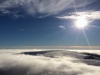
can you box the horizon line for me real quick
[0,46,100,50]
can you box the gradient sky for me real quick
[0,0,100,47]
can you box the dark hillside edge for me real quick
[83,53,100,60]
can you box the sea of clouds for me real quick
[0,49,100,75]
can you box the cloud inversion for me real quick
[0,50,100,75]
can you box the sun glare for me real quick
[75,18,88,29]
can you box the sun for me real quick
[75,18,88,29]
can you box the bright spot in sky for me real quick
[75,18,88,29]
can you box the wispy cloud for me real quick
[19,29,25,31]
[0,0,97,17]
[59,26,66,29]
[57,11,100,21]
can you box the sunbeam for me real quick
[74,30,80,46]
[82,29,92,50]
[72,0,78,14]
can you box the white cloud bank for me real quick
[0,0,97,16]
[0,50,100,75]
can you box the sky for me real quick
[0,0,100,47]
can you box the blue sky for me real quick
[0,0,100,47]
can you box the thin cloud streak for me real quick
[57,11,100,21]
[0,0,97,16]
[59,26,66,29]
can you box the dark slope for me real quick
[20,50,100,66]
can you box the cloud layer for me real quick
[0,50,100,75]
[57,11,100,24]
[0,0,97,16]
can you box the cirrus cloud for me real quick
[59,26,66,29]
[56,11,100,21]
[0,0,97,17]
